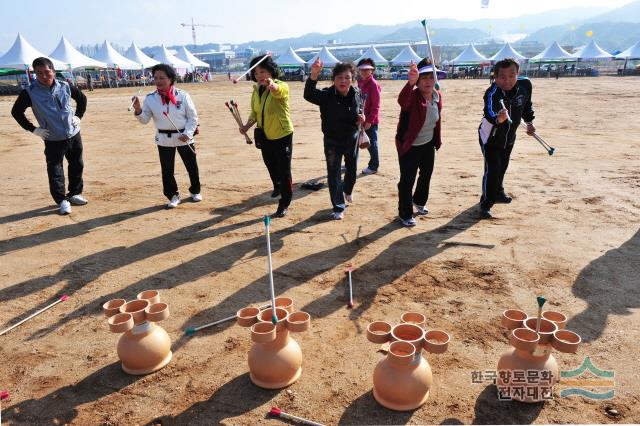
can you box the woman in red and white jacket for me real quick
[356,58,381,174]
[395,59,445,227]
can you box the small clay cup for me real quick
[286,311,310,332]
[108,312,134,333]
[119,299,150,325]
[510,327,540,352]
[251,322,276,343]
[274,297,294,313]
[145,303,169,322]
[400,312,426,328]
[137,290,160,305]
[237,307,260,327]
[501,309,528,330]
[552,330,581,353]
[258,307,289,332]
[523,317,558,344]
[542,311,567,330]
[423,330,450,354]
[391,323,425,353]
[103,299,126,318]
[387,341,416,366]
[366,321,392,344]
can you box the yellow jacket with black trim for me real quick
[249,80,294,140]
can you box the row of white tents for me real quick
[0,33,210,72]
[275,40,640,67]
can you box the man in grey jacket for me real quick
[11,57,88,215]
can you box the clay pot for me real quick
[423,330,450,354]
[400,312,426,328]
[117,321,172,375]
[501,309,528,330]
[552,330,581,353]
[248,320,302,389]
[120,299,150,325]
[372,340,433,411]
[103,299,126,318]
[523,317,558,344]
[274,297,294,313]
[258,307,289,332]
[145,303,169,322]
[367,321,392,344]
[509,328,540,352]
[251,322,276,343]
[108,313,134,333]
[286,312,310,332]
[497,347,559,403]
[137,290,160,305]
[391,323,425,354]
[237,307,260,327]
[542,311,567,330]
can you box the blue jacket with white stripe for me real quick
[478,77,534,149]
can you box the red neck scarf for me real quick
[158,85,177,105]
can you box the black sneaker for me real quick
[496,193,512,204]
[270,188,281,198]
[272,208,288,218]
[479,204,493,219]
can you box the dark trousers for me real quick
[261,133,293,209]
[365,124,379,171]
[43,132,84,204]
[324,135,358,213]
[480,139,514,209]
[398,142,435,220]
[157,144,200,199]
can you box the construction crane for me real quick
[180,17,222,47]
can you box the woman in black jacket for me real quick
[304,58,365,220]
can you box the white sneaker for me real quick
[59,200,72,215]
[400,217,416,227]
[191,193,202,202]
[332,211,344,220]
[167,195,181,209]
[344,193,353,203]
[362,167,378,175]
[414,204,428,215]
[69,194,88,205]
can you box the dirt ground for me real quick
[0,76,639,425]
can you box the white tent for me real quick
[390,46,422,66]
[306,46,340,67]
[489,42,528,62]
[152,45,191,69]
[450,44,488,64]
[175,46,210,69]
[124,42,159,69]
[49,36,107,69]
[0,33,67,70]
[275,46,306,66]
[355,45,389,66]
[573,39,613,60]
[616,40,640,59]
[530,41,575,62]
[92,40,142,69]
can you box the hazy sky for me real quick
[1,0,635,52]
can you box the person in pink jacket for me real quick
[357,58,381,174]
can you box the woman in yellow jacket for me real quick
[239,55,294,218]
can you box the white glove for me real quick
[72,116,81,127]
[33,127,50,140]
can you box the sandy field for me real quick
[0,76,639,425]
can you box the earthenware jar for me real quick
[103,291,172,375]
[497,308,581,402]
[366,312,450,411]
[236,301,311,389]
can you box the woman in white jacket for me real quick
[132,63,201,208]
